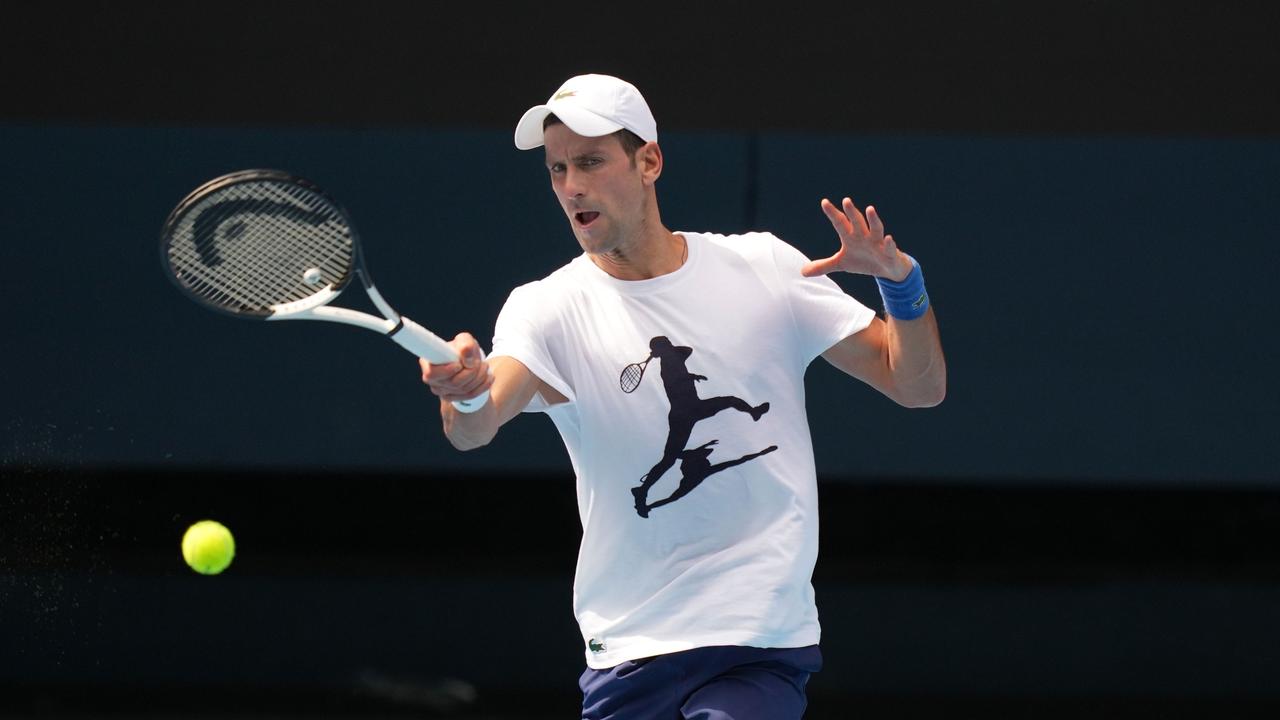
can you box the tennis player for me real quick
[421,73,945,719]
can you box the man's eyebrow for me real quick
[546,149,604,166]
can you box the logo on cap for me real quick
[553,90,577,100]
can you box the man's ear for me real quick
[639,142,663,186]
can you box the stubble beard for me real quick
[576,204,645,263]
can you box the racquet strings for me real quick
[164,179,355,317]
[620,360,647,393]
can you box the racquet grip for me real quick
[392,317,491,413]
[391,317,458,363]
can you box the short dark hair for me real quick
[542,114,647,158]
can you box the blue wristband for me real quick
[875,255,930,320]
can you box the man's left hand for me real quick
[801,197,913,281]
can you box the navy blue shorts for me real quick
[579,644,822,720]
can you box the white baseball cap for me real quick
[514,74,658,150]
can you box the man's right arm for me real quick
[419,333,562,451]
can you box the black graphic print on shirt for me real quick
[627,336,777,518]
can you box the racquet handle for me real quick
[391,317,457,363]
[392,317,491,413]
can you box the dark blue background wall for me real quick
[2,125,1277,484]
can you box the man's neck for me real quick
[589,228,686,281]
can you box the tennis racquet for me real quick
[159,168,489,413]
[619,356,652,394]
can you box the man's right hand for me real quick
[419,332,493,407]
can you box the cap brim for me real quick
[513,103,626,150]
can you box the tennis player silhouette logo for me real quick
[621,336,777,518]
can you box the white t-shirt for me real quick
[490,231,875,669]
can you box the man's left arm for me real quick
[802,197,946,408]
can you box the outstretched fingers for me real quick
[866,204,885,237]
[840,197,871,236]
[821,198,854,237]
[801,253,843,277]
[810,196,899,277]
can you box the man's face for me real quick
[543,124,647,257]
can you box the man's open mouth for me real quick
[575,211,600,226]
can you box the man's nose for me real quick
[562,167,586,197]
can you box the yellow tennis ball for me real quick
[181,520,235,575]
